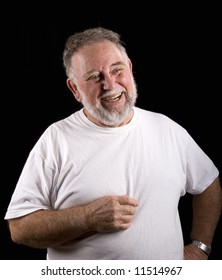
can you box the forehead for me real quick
[71,41,126,72]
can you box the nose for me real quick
[102,74,115,90]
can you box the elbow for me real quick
[7,217,47,249]
[8,219,28,245]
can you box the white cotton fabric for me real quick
[5,107,219,259]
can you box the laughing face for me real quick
[67,40,138,127]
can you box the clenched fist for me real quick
[84,195,139,233]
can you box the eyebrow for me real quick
[84,61,126,78]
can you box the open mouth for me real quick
[101,92,123,102]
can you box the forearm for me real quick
[8,194,138,249]
[8,205,90,248]
[191,177,222,247]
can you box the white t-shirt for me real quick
[5,107,219,259]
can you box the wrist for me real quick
[192,240,211,256]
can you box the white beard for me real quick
[80,78,138,127]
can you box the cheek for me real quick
[119,71,133,84]
[119,75,134,91]
[84,84,100,104]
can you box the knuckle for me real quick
[127,205,135,215]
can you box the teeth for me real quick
[102,93,122,101]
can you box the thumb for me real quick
[118,195,139,206]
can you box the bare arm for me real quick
[8,195,139,249]
[184,176,222,259]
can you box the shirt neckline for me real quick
[78,107,138,133]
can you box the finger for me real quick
[120,205,137,215]
[118,214,136,230]
[118,195,139,206]
[120,214,134,224]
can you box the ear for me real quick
[66,78,82,102]
[128,59,133,73]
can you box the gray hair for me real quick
[63,27,128,77]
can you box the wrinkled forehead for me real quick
[70,41,127,72]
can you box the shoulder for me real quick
[44,110,82,135]
[135,107,186,132]
[32,110,82,150]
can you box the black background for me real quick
[1,6,221,259]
